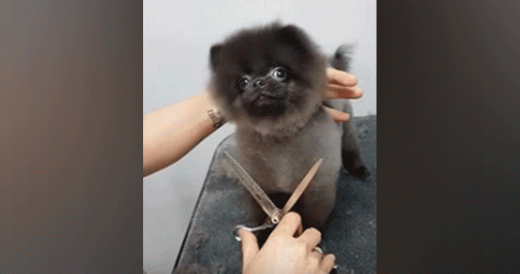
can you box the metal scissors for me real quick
[222,151,323,241]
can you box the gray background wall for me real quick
[143,1,376,273]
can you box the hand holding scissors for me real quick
[223,152,337,273]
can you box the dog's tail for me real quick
[330,44,354,72]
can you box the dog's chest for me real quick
[235,115,342,193]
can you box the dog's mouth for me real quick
[245,92,287,117]
[255,91,286,101]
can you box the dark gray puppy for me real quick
[209,23,367,228]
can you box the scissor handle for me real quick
[233,222,276,242]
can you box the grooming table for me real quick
[173,116,376,274]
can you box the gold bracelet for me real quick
[207,108,226,129]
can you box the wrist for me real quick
[201,90,226,129]
[207,108,225,129]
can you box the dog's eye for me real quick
[271,67,288,81]
[237,76,250,91]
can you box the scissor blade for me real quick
[222,151,282,222]
[281,158,323,215]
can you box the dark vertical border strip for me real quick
[1,1,143,273]
[379,0,520,273]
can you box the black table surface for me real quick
[173,115,377,274]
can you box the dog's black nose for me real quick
[253,79,267,89]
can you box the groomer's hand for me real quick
[239,212,336,274]
[325,67,363,122]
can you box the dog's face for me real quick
[230,65,292,118]
[209,24,327,133]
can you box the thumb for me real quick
[238,229,259,272]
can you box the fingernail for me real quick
[233,226,244,242]
[235,231,243,242]
[330,253,336,261]
[338,113,350,122]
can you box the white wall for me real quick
[143,1,376,273]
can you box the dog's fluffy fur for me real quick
[209,23,367,228]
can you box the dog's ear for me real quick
[275,25,311,56]
[210,44,223,70]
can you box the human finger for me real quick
[270,212,303,237]
[313,246,324,255]
[325,84,363,99]
[298,227,322,249]
[326,67,358,86]
[325,107,350,122]
[238,228,259,272]
[308,248,325,270]
[319,253,336,274]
